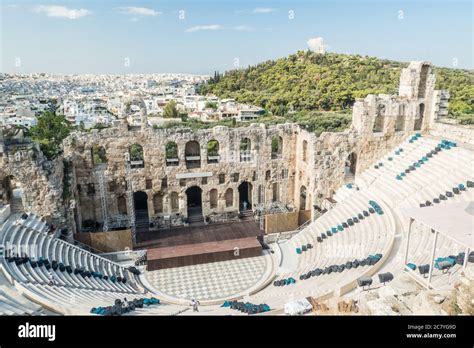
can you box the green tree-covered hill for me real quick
[198,51,473,125]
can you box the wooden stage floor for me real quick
[135,221,264,270]
[135,220,263,249]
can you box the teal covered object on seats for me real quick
[337,225,343,231]
[406,263,417,271]
[222,301,231,307]
[434,257,456,269]
[296,248,302,254]
[331,227,337,233]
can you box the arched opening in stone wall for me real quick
[240,138,251,162]
[129,144,144,169]
[265,170,271,181]
[170,192,179,212]
[185,141,201,169]
[302,140,308,162]
[238,181,252,211]
[117,195,127,215]
[300,185,307,210]
[271,136,283,159]
[414,103,424,131]
[0,175,24,213]
[418,64,430,98]
[91,145,107,165]
[399,104,406,116]
[153,192,164,214]
[209,188,218,209]
[395,115,405,132]
[373,115,384,133]
[225,188,233,207]
[272,182,279,202]
[345,152,357,177]
[207,139,219,164]
[165,142,179,166]
[186,186,203,220]
[257,185,265,205]
[133,191,149,228]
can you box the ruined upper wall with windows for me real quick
[63,122,304,231]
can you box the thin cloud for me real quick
[253,7,276,14]
[185,25,222,33]
[117,7,161,17]
[233,25,254,32]
[35,5,91,19]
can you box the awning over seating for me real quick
[403,201,474,249]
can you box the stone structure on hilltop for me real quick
[0,61,460,239]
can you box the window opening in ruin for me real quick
[272,182,279,202]
[207,139,219,164]
[209,188,218,209]
[117,195,127,215]
[87,183,95,195]
[300,185,307,210]
[92,145,107,165]
[165,142,179,166]
[240,138,252,162]
[265,170,271,181]
[373,114,384,133]
[225,188,233,207]
[129,144,144,169]
[345,152,357,177]
[257,185,265,204]
[414,103,424,131]
[153,192,163,214]
[170,192,179,212]
[185,141,201,169]
[146,179,153,189]
[302,140,308,162]
[271,136,283,159]
[219,173,225,184]
[0,176,24,211]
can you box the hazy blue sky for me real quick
[1,0,472,74]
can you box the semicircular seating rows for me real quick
[0,213,158,315]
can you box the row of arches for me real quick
[373,103,424,133]
[91,136,286,167]
[115,181,286,224]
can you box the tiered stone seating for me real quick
[0,214,153,315]
[251,135,473,311]
[0,271,44,316]
[248,191,395,309]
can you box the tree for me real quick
[129,144,144,162]
[163,100,179,118]
[205,101,218,110]
[207,140,219,156]
[30,111,71,160]
[165,142,178,159]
